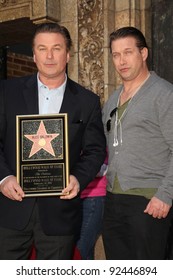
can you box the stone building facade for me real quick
[0,0,152,105]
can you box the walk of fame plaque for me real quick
[16,114,69,197]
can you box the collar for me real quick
[37,73,67,91]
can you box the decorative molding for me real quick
[0,0,10,7]
[78,0,104,103]
[0,0,60,23]
[31,0,60,23]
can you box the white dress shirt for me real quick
[38,73,67,114]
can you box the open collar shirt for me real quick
[37,73,67,114]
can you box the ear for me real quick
[67,52,70,63]
[33,53,36,63]
[141,47,148,62]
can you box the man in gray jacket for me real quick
[102,26,173,259]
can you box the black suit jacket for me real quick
[0,74,106,235]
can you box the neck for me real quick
[38,73,66,89]
[120,70,150,105]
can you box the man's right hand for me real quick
[0,176,24,201]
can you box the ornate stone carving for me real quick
[0,0,17,6]
[0,0,10,7]
[78,0,104,104]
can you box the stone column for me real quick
[77,0,103,105]
[76,0,117,105]
[60,0,79,84]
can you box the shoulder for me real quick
[1,74,37,88]
[150,72,173,93]
[67,77,99,101]
[143,72,173,112]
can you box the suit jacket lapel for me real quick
[23,75,39,114]
[59,78,78,121]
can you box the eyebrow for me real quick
[36,43,62,48]
[112,47,133,54]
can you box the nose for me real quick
[119,54,126,65]
[46,49,53,59]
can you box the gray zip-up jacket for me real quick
[103,72,173,206]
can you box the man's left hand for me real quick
[60,175,80,200]
[144,196,171,219]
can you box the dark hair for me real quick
[109,26,148,53]
[32,22,72,51]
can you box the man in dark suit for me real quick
[0,23,106,259]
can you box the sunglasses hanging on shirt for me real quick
[106,107,117,132]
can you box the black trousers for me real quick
[102,192,173,260]
[0,203,75,260]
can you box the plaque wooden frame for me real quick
[16,114,69,197]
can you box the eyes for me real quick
[112,50,133,59]
[37,46,61,52]
[35,44,63,53]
